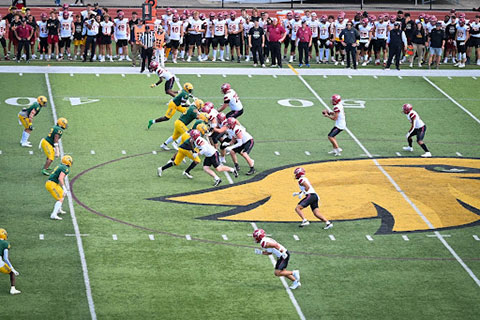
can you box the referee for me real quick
[140,24,155,73]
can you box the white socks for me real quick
[164,136,174,145]
[212,49,217,59]
[175,136,182,144]
[21,131,30,143]
[220,50,224,59]
[51,201,62,218]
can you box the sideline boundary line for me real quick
[289,64,480,288]
[423,76,480,125]
[45,74,97,319]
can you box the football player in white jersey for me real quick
[308,12,321,63]
[211,12,228,61]
[149,61,178,97]
[357,18,373,66]
[100,14,114,62]
[454,18,469,68]
[59,11,74,60]
[186,11,206,62]
[218,83,244,118]
[227,10,244,63]
[333,13,348,65]
[373,15,389,64]
[114,11,130,61]
[225,117,255,175]
[282,12,293,59]
[289,13,302,63]
[293,167,333,229]
[0,14,7,60]
[470,15,480,66]
[190,130,238,187]
[167,14,183,63]
[323,94,345,156]
[402,104,431,157]
[253,229,301,290]
[318,15,331,63]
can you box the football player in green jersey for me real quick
[0,228,21,295]
[45,155,72,220]
[147,83,193,129]
[40,117,68,175]
[18,96,47,147]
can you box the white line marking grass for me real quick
[112,234,118,240]
[293,235,300,241]
[329,235,336,241]
[423,76,480,125]
[0,150,2,155]
[65,234,89,237]
[121,150,126,155]
[402,235,409,241]
[70,73,74,77]
[248,74,252,78]
[152,150,157,154]
[366,235,374,241]
[29,150,33,155]
[448,76,452,80]
[396,152,401,156]
[456,152,463,157]
[121,74,125,77]
[19,73,22,76]
[473,77,478,80]
[39,234,44,240]
[222,74,227,78]
[273,75,277,78]
[305,151,310,156]
[348,75,352,79]
[295,71,480,288]
[45,74,97,320]
[274,151,280,156]
[197,74,201,77]
[473,235,480,241]
[427,234,451,237]
[90,150,95,155]
[250,223,305,320]
[185,234,192,240]
[398,76,403,79]
[149,235,155,241]
[222,234,228,240]
[323,75,327,78]
[373,75,378,79]
[224,171,234,184]
[147,73,151,77]
[95,73,99,77]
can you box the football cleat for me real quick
[213,178,222,187]
[328,150,336,154]
[324,222,333,230]
[289,281,301,290]
[183,171,193,179]
[171,141,179,150]
[41,169,50,176]
[403,146,413,152]
[160,144,170,151]
[10,288,21,295]
[233,169,238,178]
[21,142,32,148]
[246,168,256,176]
[59,208,67,214]
[421,152,432,158]
[147,119,155,129]
[157,167,163,177]
[50,215,63,220]
[299,220,310,228]
[293,270,300,281]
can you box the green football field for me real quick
[0,67,479,319]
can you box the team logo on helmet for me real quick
[62,155,73,167]
[37,96,48,106]
[57,117,68,129]
[183,82,194,93]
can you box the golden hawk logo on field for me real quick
[148,158,480,234]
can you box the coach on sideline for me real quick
[266,17,286,68]
[385,21,407,70]
[139,23,155,73]
[339,21,360,69]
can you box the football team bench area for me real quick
[0,66,479,319]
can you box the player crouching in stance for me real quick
[40,117,68,175]
[225,117,255,175]
[252,229,301,290]
[45,155,73,220]
[0,229,21,295]
[402,104,431,158]
[149,61,178,98]
[192,129,238,186]
[18,96,48,147]
[147,82,193,130]
[323,94,346,156]
[293,167,333,229]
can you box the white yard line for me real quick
[112,234,118,240]
[293,69,480,288]
[152,150,157,154]
[395,152,401,156]
[90,150,95,155]
[250,223,305,320]
[329,235,336,241]
[45,74,97,320]
[223,171,234,184]
[149,234,155,240]
[402,235,409,241]
[121,150,126,155]
[304,151,310,156]
[366,235,374,241]
[293,234,300,241]
[222,234,229,240]
[456,152,463,157]
[423,76,480,125]
[185,234,192,240]
[39,234,44,240]
[473,235,480,241]
[274,151,280,156]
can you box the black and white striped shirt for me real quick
[140,31,155,48]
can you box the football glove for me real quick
[192,153,198,158]
[12,269,19,276]
[254,249,263,255]
[281,252,288,259]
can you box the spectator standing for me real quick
[470,15,480,66]
[410,22,426,68]
[129,11,140,67]
[59,11,74,60]
[339,21,359,69]
[114,11,130,61]
[14,18,33,62]
[72,14,84,60]
[385,21,407,70]
[248,18,265,67]
[296,20,312,67]
[454,18,469,68]
[139,24,155,73]
[266,17,286,68]
[36,12,48,60]
[5,7,16,56]
[403,13,415,45]
[46,11,60,61]
[9,13,22,59]
[0,14,8,60]
[26,14,37,60]
[100,14,113,62]
[427,22,445,69]
[444,16,457,64]
[83,14,99,62]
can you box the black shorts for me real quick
[290,39,296,51]
[205,37,213,48]
[204,151,221,168]
[226,109,243,118]
[116,39,128,47]
[298,193,319,210]
[0,37,6,48]
[318,38,329,48]
[219,136,231,150]
[164,77,175,92]
[210,131,222,145]
[374,39,387,52]
[275,251,290,270]
[212,35,227,47]
[284,35,291,48]
[328,127,343,138]
[409,125,427,142]
[189,34,202,46]
[59,37,71,48]
[335,40,344,52]
[96,34,103,45]
[358,41,369,51]
[470,37,480,49]
[168,39,180,49]
[103,35,112,44]
[456,40,467,53]
[368,39,375,51]
[233,139,254,154]
[228,34,241,47]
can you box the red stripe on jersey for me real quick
[224,98,230,103]
[333,107,340,112]
[261,241,266,248]
[234,129,241,135]
[409,114,416,120]
[298,178,304,185]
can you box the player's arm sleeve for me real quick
[3,249,13,268]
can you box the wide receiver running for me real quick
[149,61,178,98]
[323,94,346,156]
[402,103,431,157]
[293,167,333,229]
[0,228,21,295]
[253,229,301,290]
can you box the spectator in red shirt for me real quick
[266,17,286,68]
[295,20,312,67]
[14,18,33,62]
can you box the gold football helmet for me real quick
[57,117,68,129]
[61,155,73,167]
